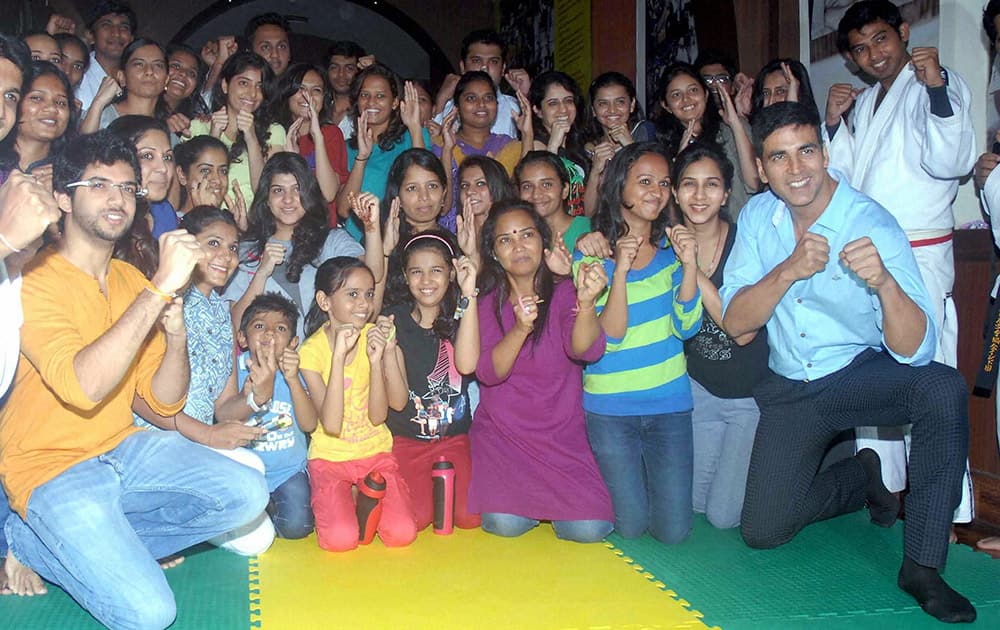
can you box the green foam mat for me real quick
[0,545,249,629]
[606,511,1000,629]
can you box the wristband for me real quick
[145,285,177,303]
[454,288,480,320]
[246,389,271,413]
[0,232,22,254]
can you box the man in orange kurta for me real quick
[0,131,267,630]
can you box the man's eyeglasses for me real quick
[66,177,147,199]
[702,74,732,85]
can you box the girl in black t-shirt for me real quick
[383,230,483,530]
[675,143,769,530]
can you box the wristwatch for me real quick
[246,390,271,413]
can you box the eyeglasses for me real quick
[702,74,732,85]
[66,177,146,199]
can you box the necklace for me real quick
[697,222,727,276]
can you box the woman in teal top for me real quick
[334,63,429,241]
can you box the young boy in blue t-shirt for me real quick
[232,293,316,539]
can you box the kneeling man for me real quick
[721,101,973,623]
[0,131,268,630]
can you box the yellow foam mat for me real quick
[256,526,711,629]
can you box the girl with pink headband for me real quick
[381,229,482,531]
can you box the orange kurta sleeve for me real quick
[0,253,182,516]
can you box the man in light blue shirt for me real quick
[720,102,974,623]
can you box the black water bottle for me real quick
[356,471,386,544]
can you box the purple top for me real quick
[469,280,613,521]
[432,133,515,233]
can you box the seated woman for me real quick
[225,152,382,340]
[655,62,759,218]
[188,51,285,206]
[270,63,349,218]
[80,38,168,133]
[335,63,429,240]
[0,61,76,182]
[750,58,819,121]
[469,201,613,543]
[673,142,770,529]
[528,71,595,216]
[433,70,524,231]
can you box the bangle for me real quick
[0,232,21,254]
[354,155,369,162]
[145,285,177,303]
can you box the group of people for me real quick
[0,0,989,626]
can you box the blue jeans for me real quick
[585,410,693,543]
[0,484,9,557]
[269,470,314,539]
[480,512,613,543]
[4,431,268,630]
[691,379,760,529]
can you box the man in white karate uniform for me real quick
[824,0,977,522]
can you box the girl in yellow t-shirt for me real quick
[298,256,415,551]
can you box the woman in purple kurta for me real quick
[468,201,613,543]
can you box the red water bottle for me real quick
[431,458,455,535]
[356,471,386,544]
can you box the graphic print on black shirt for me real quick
[409,338,467,438]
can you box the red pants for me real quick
[391,434,481,531]
[307,452,417,552]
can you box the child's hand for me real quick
[454,255,478,298]
[668,225,698,267]
[366,325,388,362]
[279,338,300,381]
[374,314,397,352]
[575,261,608,307]
[332,324,360,359]
[544,232,572,276]
[248,339,278,403]
[614,234,642,275]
